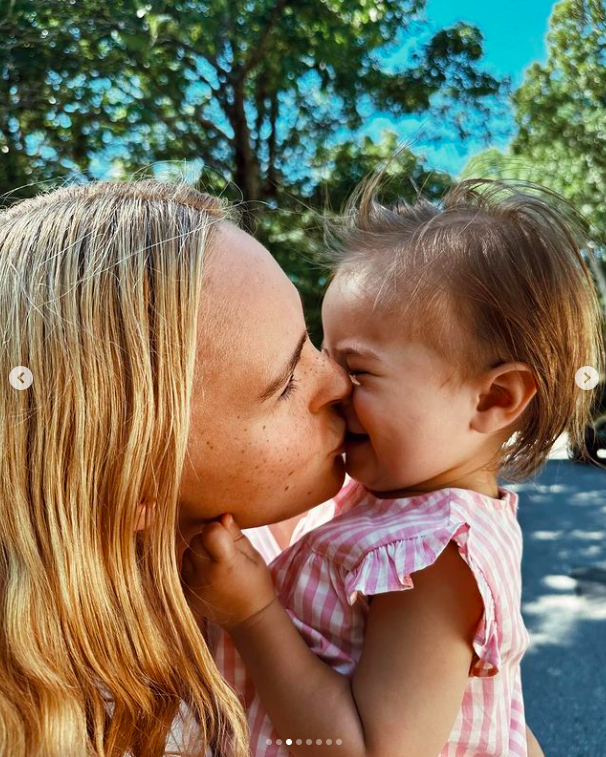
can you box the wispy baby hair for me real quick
[0,179,248,757]
[327,175,605,481]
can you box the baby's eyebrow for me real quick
[259,330,308,402]
[339,345,382,361]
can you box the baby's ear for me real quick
[470,362,537,436]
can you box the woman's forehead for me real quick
[197,224,304,386]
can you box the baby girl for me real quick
[182,179,603,756]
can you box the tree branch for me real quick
[239,0,289,79]
[265,89,279,195]
[157,37,227,79]
[153,37,232,112]
[110,79,232,148]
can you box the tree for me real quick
[0,0,143,199]
[463,0,606,244]
[259,131,452,341]
[1,0,502,210]
[514,0,606,232]
[461,0,606,309]
[1,0,499,338]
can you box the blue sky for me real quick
[362,0,557,176]
[84,0,558,183]
[428,0,555,87]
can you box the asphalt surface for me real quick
[512,459,606,757]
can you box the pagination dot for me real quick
[266,736,342,746]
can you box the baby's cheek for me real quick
[359,392,400,437]
[352,389,377,428]
[376,406,424,465]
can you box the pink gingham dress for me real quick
[208,481,530,757]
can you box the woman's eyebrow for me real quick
[259,329,308,402]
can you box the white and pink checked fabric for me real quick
[207,481,530,757]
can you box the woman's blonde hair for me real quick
[328,176,606,481]
[0,180,248,756]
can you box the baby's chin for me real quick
[344,457,394,493]
[345,456,424,497]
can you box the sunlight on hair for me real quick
[0,179,249,757]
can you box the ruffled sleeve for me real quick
[340,520,501,677]
[332,476,365,516]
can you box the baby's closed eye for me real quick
[348,371,366,386]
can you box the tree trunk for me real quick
[231,79,262,231]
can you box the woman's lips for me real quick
[346,431,369,442]
[345,431,370,451]
[330,421,347,454]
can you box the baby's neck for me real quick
[370,469,501,500]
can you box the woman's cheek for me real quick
[251,415,306,479]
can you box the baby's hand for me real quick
[180,513,277,632]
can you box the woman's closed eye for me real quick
[279,371,299,400]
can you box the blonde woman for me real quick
[0,180,351,757]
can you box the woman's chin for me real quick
[302,454,346,507]
[326,453,346,493]
[344,438,369,472]
[250,459,346,527]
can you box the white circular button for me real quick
[575,366,599,390]
[9,366,33,390]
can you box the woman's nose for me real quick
[312,350,352,411]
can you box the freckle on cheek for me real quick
[284,485,289,491]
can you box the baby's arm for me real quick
[182,516,483,757]
[526,726,546,757]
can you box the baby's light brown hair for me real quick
[327,176,605,481]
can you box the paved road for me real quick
[513,459,606,756]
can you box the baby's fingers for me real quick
[220,513,247,542]
[220,514,263,563]
[197,521,237,562]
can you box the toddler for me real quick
[182,179,603,757]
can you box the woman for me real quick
[0,180,350,757]
[0,179,543,757]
